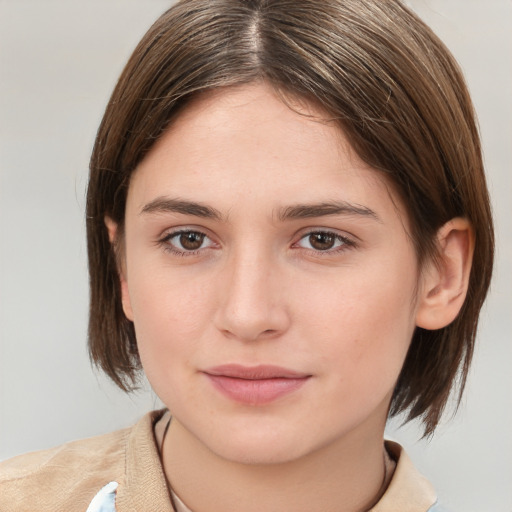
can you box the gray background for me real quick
[0,1,510,510]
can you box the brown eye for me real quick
[161,229,214,256]
[296,231,352,253]
[308,232,336,251]
[179,231,205,250]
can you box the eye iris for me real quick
[309,232,335,250]
[180,232,204,250]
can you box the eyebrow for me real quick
[140,197,223,220]
[140,197,379,223]
[277,201,380,222]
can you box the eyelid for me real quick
[158,224,216,241]
[294,226,357,241]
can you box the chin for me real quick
[198,423,318,466]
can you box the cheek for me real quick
[296,261,418,391]
[125,263,216,380]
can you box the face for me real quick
[118,83,425,465]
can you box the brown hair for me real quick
[86,0,494,435]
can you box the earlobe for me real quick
[415,218,474,330]
[104,215,118,244]
[104,216,134,322]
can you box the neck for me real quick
[161,417,391,512]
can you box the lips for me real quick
[203,364,311,405]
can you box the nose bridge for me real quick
[215,241,289,341]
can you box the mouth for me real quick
[202,364,312,405]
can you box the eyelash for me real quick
[158,229,356,257]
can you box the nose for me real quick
[214,247,291,342]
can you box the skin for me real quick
[107,83,473,512]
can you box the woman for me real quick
[0,1,494,510]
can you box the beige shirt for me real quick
[0,410,438,512]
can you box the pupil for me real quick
[180,232,204,250]
[310,233,334,250]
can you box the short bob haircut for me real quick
[86,0,493,436]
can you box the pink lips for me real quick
[203,364,311,405]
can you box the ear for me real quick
[104,216,134,321]
[415,218,474,330]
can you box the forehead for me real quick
[128,82,408,228]
[157,84,350,164]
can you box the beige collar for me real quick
[115,410,175,512]
[369,441,436,512]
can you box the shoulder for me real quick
[0,422,131,511]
